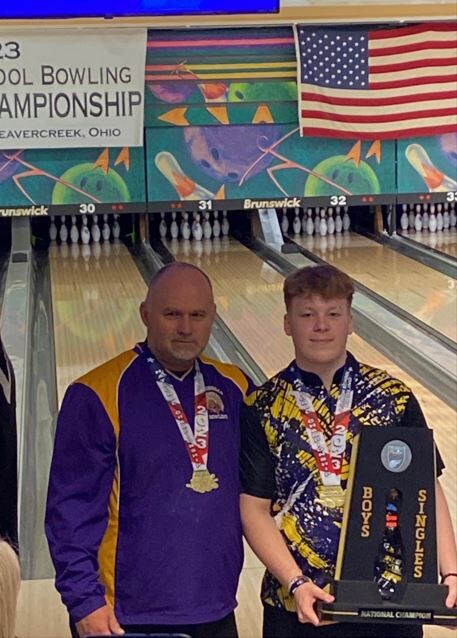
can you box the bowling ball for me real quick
[305,156,381,196]
[439,133,457,168]
[228,81,297,103]
[147,82,195,104]
[52,164,130,204]
[184,125,284,183]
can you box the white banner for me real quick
[0,29,147,149]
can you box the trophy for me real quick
[320,426,457,627]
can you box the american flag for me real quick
[295,23,457,140]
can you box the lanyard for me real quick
[142,345,219,493]
[292,367,353,487]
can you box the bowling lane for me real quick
[167,236,456,519]
[49,241,147,403]
[17,242,149,638]
[401,228,457,260]
[291,231,456,343]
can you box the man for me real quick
[240,264,457,638]
[46,262,253,638]
[0,337,17,549]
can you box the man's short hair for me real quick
[284,265,354,309]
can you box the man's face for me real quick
[140,269,216,371]
[284,294,353,371]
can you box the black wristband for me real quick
[441,572,457,584]
[288,574,312,596]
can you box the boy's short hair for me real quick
[284,265,354,310]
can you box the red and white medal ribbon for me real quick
[146,353,210,472]
[293,368,353,487]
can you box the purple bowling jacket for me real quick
[45,344,253,625]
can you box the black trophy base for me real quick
[320,580,457,626]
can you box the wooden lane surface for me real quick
[49,241,147,404]
[401,229,457,260]
[169,237,456,638]
[291,232,457,343]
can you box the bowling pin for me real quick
[159,212,167,238]
[221,211,230,236]
[450,203,456,228]
[414,209,423,232]
[170,212,179,239]
[327,208,335,235]
[443,203,450,230]
[102,214,111,242]
[182,212,191,240]
[192,213,203,241]
[91,215,101,243]
[319,209,328,236]
[305,208,314,236]
[409,205,415,230]
[49,216,58,241]
[203,211,212,239]
[59,216,68,243]
[400,204,409,231]
[314,207,320,234]
[112,214,121,239]
[281,209,289,234]
[422,204,429,231]
[293,208,301,234]
[428,204,437,232]
[213,211,221,238]
[436,204,444,231]
[342,206,350,232]
[335,207,343,233]
[81,215,91,245]
[70,216,79,244]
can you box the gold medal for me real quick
[187,469,219,493]
[316,485,346,509]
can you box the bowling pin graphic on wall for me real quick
[405,143,457,193]
[155,152,215,201]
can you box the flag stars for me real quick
[300,29,368,89]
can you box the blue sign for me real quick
[0,0,279,18]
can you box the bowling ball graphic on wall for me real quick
[52,163,131,204]
[305,155,381,196]
[228,81,297,103]
[183,125,284,183]
[148,81,195,104]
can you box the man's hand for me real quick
[444,574,457,609]
[76,605,125,637]
[293,581,335,625]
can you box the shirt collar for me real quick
[289,352,357,389]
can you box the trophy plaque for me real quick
[320,426,456,626]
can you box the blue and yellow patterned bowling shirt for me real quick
[240,352,441,611]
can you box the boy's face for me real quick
[284,294,353,372]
